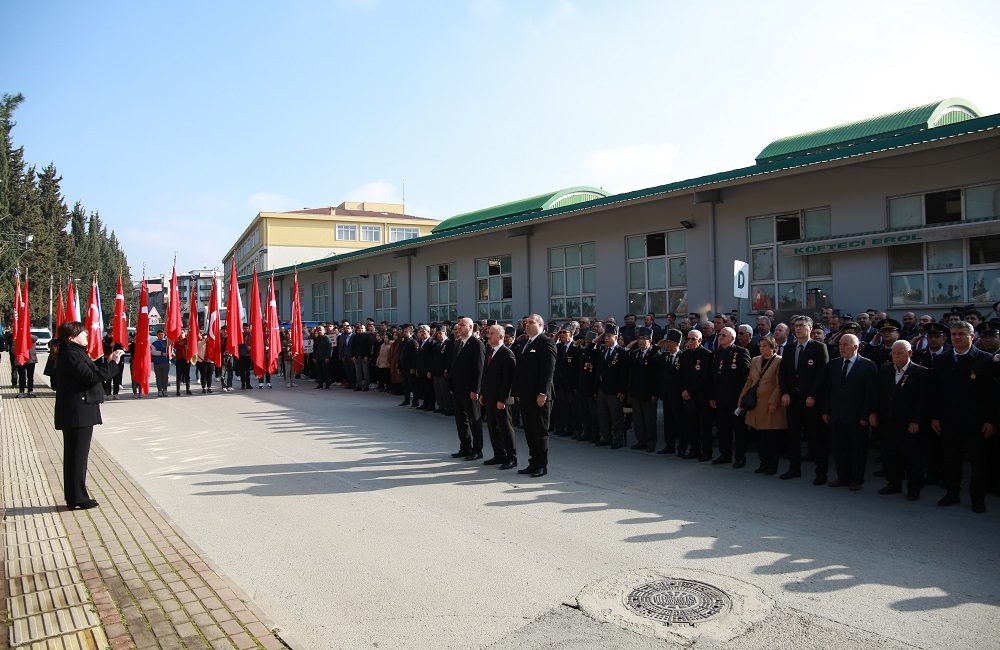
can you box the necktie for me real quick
[457,340,465,356]
[796,343,804,369]
[841,358,850,383]
[606,348,612,361]
[486,347,493,365]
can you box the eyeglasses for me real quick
[686,337,699,341]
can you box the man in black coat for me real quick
[595,324,629,449]
[575,332,601,443]
[655,329,684,454]
[449,317,485,460]
[397,325,419,406]
[350,323,376,391]
[778,315,829,481]
[512,314,557,477]
[710,326,752,467]
[873,340,929,500]
[821,333,877,490]
[430,326,454,415]
[677,328,713,460]
[626,327,659,452]
[479,324,517,469]
[414,325,436,410]
[931,321,998,513]
[552,328,581,437]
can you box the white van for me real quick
[31,327,53,350]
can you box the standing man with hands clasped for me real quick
[480,324,517,469]
[449,317,485,460]
[512,314,557,477]
[821,333,877,491]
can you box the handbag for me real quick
[741,356,774,411]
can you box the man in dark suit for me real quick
[350,323,375,391]
[552,327,581,437]
[821,333,877,490]
[912,321,951,486]
[626,327,660,452]
[711,326,752,467]
[479,324,517,469]
[778,315,829,482]
[873,340,929,500]
[678,328,714,460]
[912,322,951,369]
[655,329,684,454]
[512,314,557,477]
[575,331,601,443]
[595,324,629,449]
[415,325,436,410]
[431,326,454,415]
[397,325,419,405]
[931,321,998,513]
[448,317,485,460]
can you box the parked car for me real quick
[31,327,53,350]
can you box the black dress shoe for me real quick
[399,401,410,406]
[972,500,986,514]
[937,493,960,506]
[828,479,848,488]
[656,447,675,455]
[610,442,623,449]
[780,470,801,480]
[754,464,767,474]
[499,460,517,470]
[733,458,746,469]
[451,450,471,458]
[530,467,548,478]
[595,440,610,447]
[483,457,502,466]
[905,491,920,502]
[463,452,484,461]
[878,485,902,495]
[698,455,713,462]
[711,455,730,465]
[70,499,99,510]
[630,443,646,450]
[517,466,537,475]
[813,475,827,486]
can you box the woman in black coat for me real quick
[54,321,125,509]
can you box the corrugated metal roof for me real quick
[432,186,609,233]
[755,97,981,163]
[251,110,1000,282]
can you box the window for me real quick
[311,282,329,321]
[626,231,687,316]
[389,227,420,243]
[360,225,381,242]
[549,243,597,320]
[748,208,833,311]
[343,277,362,323]
[336,224,357,241]
[888,182,1000,306]
[475,255,512,321]
[374,272,397,324]
[428,263,458,322]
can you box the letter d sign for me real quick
[734,260,750,299]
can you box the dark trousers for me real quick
[597,392,625,443]
[942,419,991,501]
[316,358,332,387]
[16,363,35,393]
[757,428,784,472]
[785,395,826,475]
[715,399,747,460]
[681,397,710,456]
[661,392,682,451]
[401,372,416,403]
[175,362,190,392]
[153,364,170,392]
[200,362,215,389]
[341,357,355,387]
[631,396,658,449]
[433,376,453,412]
[485,401,516,461]
[554,385,579,434]
[453,391,482,453]
[238,357,252,388]
[830,419,869,484]
[578,391,598,441]
[883,421,925,492]
[520,396,552,468]
[421,375,435,408]
[62,426,94,505]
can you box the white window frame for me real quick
[343,277,362,323]
[548,242,597,320]
[747,208,833,313]
[428,263,458,322]
[625,230,688,317]
[389,226,420,243]
[361,225,382,242]
[311,282,329,321]
[374,272,397,324]
[475,255,513,321]
[337,224,358,241]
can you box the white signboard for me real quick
[733,260,750,299]
[148,307,162,325]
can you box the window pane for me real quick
[566,297,581,318]
[926,240,963,270]
[476,259,488,277]
[582,267,596,294]
[502,276,512,299]
[488,258,502,275]
[777,254,802,280]
[489,276,501,299]
[581,242,596,264]
[966,184,1000,220]
[749,217,773,245]
[375,291,383,309]
[806,253,832,277]
[969,268,1000,303]
[478,279,489,301]
[449,283,458,303]
[502,302,513,321]
[667,230,686,254]
[428,306,438,322]
[969,236,1000,265]
[646,233,666,257]
[440,265,451,281]
[489,303,501,319]
[891,274,924,305]
[890,244,924,272]
[626,236,645,259]
[775,215,801,242]
[477,302,489,319]
[888,195,923,228]
[550,298,566,319]
[565,268,581,296]
[628,292,646,315]
[500,256,512,273]
[668,289,688,314]
[550,270,565,296]
[777,283,802,309]
[439,283,449,305]
[628,262,646,289]
[549,247,565,269]
[565,245,581,267]
[647,258,667,289]
[928,271,964,304]
[803,208,831,238]
[805,280,833,309]
[925,189,962,225]
[390,288,397,307]
[581,296,597,317]
[751,285,775,311]
[752,248,774,281]
[648,291,667,315]
[669,257,686,287]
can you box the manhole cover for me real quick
[625,578,731,626]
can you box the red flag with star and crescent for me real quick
[66,278,80,322]
[265,274,280,375]
[56,288,65,330]
[113,274,128,348]
[186,285,199,364]
[166,264,182,345]
[12,272,21,349]
[291,271,304,376]
[249,268,265,379]
[84,279,104,360]
[224,260,243,357]
[14,275,31,366]
[205,277,222,367]
[133,278,151,394]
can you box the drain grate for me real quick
[625,578,731,626]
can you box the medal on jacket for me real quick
[611,354,619,366]
[695,360,701,371]
[900,374,908,386]
[970,372,976,379]
[730,362,737,369]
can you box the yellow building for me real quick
[223,201,439,276]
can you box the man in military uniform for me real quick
[678,328,713,460]
[932,321,998,513]
[873,340,928,500]
[655,329,684,454]
[552,327,581,437]
[626,327,659,452]
[595,324,629,448]
[974,320,1000,354]
[861,318,900,368]
[575,332,601,443]
[913,322,951,369]
[710,326,752,467]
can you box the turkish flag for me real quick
[84,280,104,360]
[133,278,152,395]
[166,265,182,344]
[205,276,222,367]
[66,278,80,322]
[249,268,265,379]
[113,275,128,348]
[265,274,281,375]
[56,288,65,330]
[186,286,199,363]
[224,260,243,357]
[14,276,31,366]
[290,272,305,376]
[12,273,21,349]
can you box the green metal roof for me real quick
[432,186,609,233]
[756,97,981,163]
[251,109,1000,283]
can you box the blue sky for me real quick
[4,0,999,278]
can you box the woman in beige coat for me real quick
[738,335,785,475]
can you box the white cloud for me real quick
[246,192,301,213]
[582,143,679,194]
[345,180,402,204]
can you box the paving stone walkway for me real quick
[1,357,291,650]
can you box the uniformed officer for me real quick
[710,326,752,467]
[678,328,713,460]
[575,332,601,443]
[862,318,900,368]
[595,324,629,448]
[552,327,580,437]
[626,327,659,452]
[913,322,951,369]
[655,329,684,454]
[873,340,929,500]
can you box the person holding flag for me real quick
[201,278,222,393]
[14,273,38,397]
[223,260,244,392]
[248,267,267,388]
[286,270,305,386]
